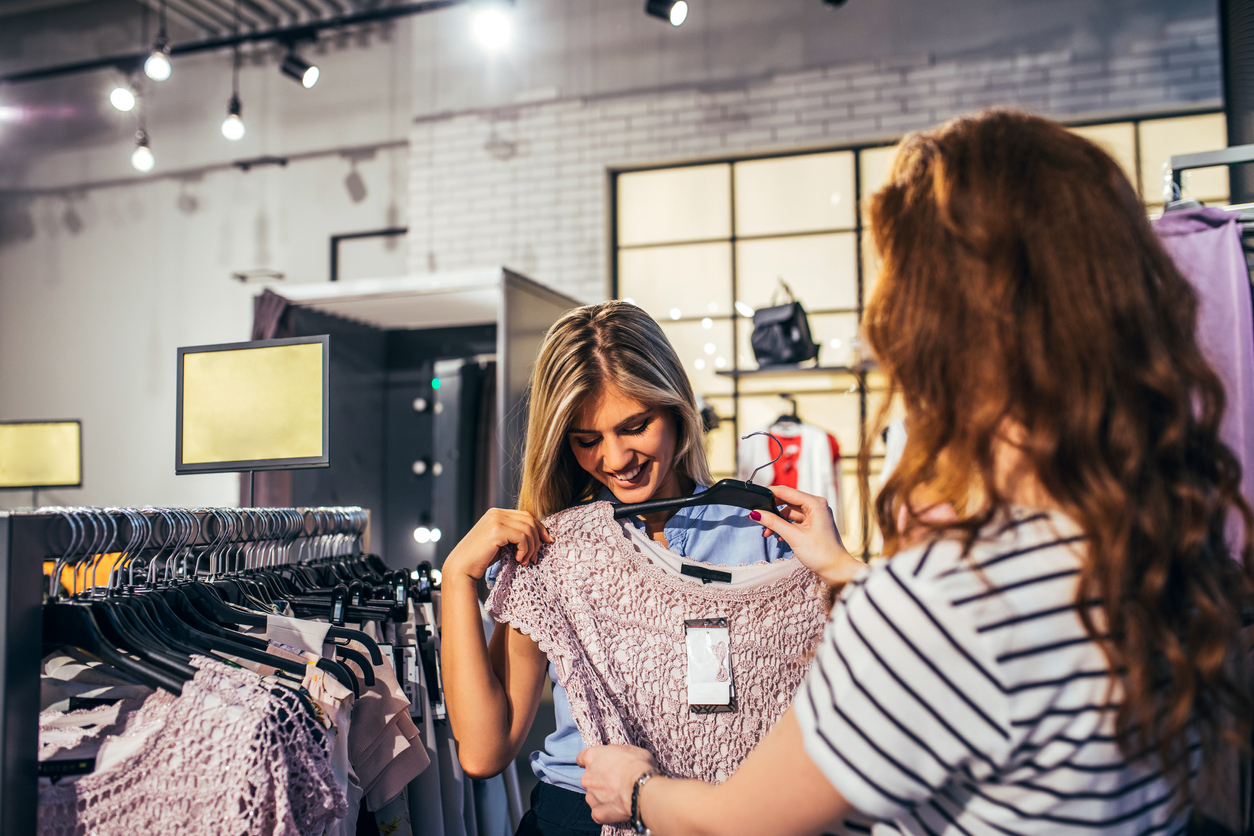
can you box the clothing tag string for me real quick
[740,431,784,485]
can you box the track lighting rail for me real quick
[0,0,470,86]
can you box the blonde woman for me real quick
[441,301,848,836]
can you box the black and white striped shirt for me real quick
[795,509,1190,835]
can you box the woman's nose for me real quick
[601,436,634,471]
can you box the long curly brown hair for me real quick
[861,109,1254,802]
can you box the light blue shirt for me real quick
[493,483,792,794]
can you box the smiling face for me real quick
[567,385,683,504]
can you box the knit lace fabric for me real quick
[39,656,347,836]
[487,501,829,836]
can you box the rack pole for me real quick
[0,514,50,834]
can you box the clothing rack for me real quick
[1167,143,1254,202]
[0,505,366,834]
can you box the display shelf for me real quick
[715,362,874,378]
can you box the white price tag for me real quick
[684,618,733,712]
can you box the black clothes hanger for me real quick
[613,479,778,518]
[157,584,361,697]
[612,431,786,519]
[774,393,801,425]
[43,602,187,694]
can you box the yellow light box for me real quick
[176,336,330,473]
[0,421,82,489]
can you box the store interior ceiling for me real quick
[0,0,1219,180]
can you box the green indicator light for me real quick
[431,378,441,390]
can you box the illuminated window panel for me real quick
[809,312,862,368]
[1069,122,1137,190]
[705,420,737,477]
[863,389,906,458]
[735,232,858,314]
[861,233,881,307]
[661,320,735,396]
[858,144,899,221]
[617,164,731,247]
[1138,112,1229,205]
[617,242,732,320]
[733,151,856,236]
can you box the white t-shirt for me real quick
[796,508,1193,835]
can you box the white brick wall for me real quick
[408,17,1221,303]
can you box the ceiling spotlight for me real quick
[472,4,513,50]
[221,94,245,141]
[280,51,319,88]
[645,0,687,26]
[109,84,136,112]
[131,130,155,172]
[144,40,172,81]
[344,167,367,203]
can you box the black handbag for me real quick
[749,282,819,366]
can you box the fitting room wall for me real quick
[0,0,1223,508]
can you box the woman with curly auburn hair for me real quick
[576,108,1254,835]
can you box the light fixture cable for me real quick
[222,0,245,139]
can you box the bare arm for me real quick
[441,509,554,779]
[578,709,850,836]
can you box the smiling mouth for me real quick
[611,463,645,486]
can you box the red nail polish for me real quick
[749,510,761,521]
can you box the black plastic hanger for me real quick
[612,431,785,519]
[774,393,801,425]
[43,602,187,694]
[612,478,778,518]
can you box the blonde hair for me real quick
[517,301,713,519]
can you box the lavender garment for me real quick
[488,501,829,836]
[1156,207,1254,541]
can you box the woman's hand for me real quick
[753,485,865,586]
[443,508,554,582]
[577,745,658,824]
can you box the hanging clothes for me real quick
[39,656,347,836]
[1156,207,1254,550]
[487,501,830,836]
[32,503,516,836]
[738,420,846,531]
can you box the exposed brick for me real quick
[1164,18,1217,37]
[852,99,907,118]
[408,18,1222,297]
[1107,53,1165,73]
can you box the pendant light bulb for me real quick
[131,130,154,172]
[109,85,136,112]
[144,41,172,81]
[221,94,245,141]
[131,131,155,172]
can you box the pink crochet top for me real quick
[488,502,829,833]
[39,657,347,836]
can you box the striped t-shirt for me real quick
[795,508,1192,835]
